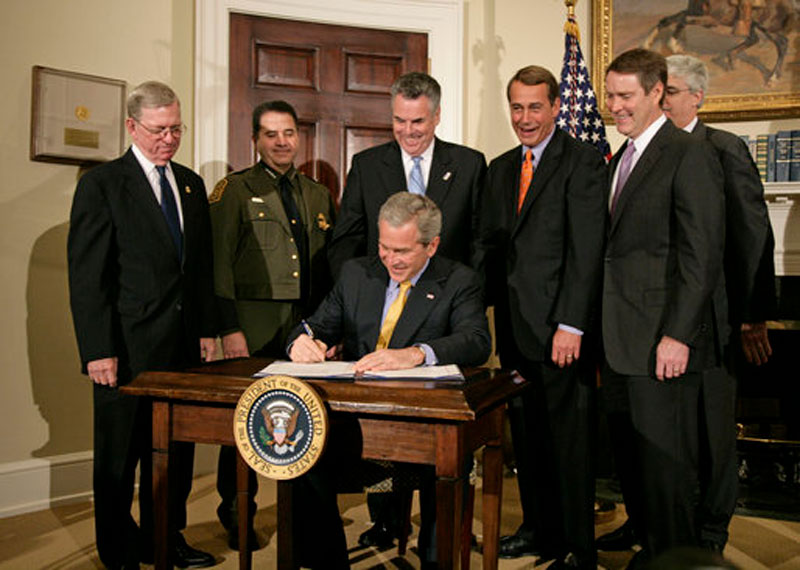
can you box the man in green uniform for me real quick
[209,100,335,549]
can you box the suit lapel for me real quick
[609,122,673,232]
[362,259,391,352]
[380,143,408,197]
[389,258,446,348]
[514,130,564,234]
[121,150,180,262]
[427,138,454,204]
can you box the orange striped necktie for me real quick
[375,280,412,350]
[518,149,533,212]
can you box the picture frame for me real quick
[592,0,800,122]
[30,66,127,165]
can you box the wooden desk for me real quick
[122,358,527,569]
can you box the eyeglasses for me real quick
[134,118,187,138]
[665,87,691,96]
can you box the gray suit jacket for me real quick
[602,120,726,376]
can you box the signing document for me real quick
[255,360,464,380]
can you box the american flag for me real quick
[556,16,611,161]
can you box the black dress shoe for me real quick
[358,522,395,548]
[498,533,541,559]
[173,533,216,568]
[596,520,639,551]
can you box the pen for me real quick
[301,319,314,339]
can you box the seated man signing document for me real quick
[288,191,491,374]
[286,192,490,568]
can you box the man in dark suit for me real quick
[663,54,775,551]
[601,48,726,565]
[328,70,487,546]
[328,71,486,277]
[476,65,607,569]
[209,100,335,549]
[288,191,491,568]
[68,81,217,569]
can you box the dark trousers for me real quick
[216,445,258,529]
[93,384,194,569]
[602,364,702,558]
[696,364,738,547]
[504,352,597,562]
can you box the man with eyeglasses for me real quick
[68,81,218,569]
[663,54,775,553]
[207,100,335,550]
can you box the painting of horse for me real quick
[594,0,800,119]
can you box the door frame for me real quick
[195,0,464,188]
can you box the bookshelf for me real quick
[764,181,800,276]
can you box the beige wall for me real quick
[0,0,194,467]
[0,0,794,511]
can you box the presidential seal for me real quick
[234,375,327,480]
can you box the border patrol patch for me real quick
[208,178,228,204]
[234,375,328,480]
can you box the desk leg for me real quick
[152,400,173,570]
[236,452,253,570]
[481,408,504,570]
[435,424,463,569]
[277,480,295,570]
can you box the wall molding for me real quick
[0,451,93,518]
[194,0,464,188]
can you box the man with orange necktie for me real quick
[288,191,491,568]
[476,65,607,569]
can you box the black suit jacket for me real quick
[328,138,486,276]
[602,120,726,376]
[477,128,607,363]
[68,148,217,384]
[287,255,491,366]
[691,120,777,325]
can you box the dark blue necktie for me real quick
[156,165,183,258]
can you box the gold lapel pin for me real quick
[185,185,191,194]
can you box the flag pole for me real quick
[564,0,580,42]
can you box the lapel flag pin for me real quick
[443,171,452,181]
[426,293,435,300]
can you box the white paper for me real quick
[253,360,463,380]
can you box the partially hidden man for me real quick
[208,100,335,549]
[477,65,607,569]
[288,192,491,569]
[68,81,217,569]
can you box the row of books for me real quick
[743,131,800,183]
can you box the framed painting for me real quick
[592,0,800,121]
[30,66,126,165]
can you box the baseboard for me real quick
[0,451,94,518]
[0,445,218,519]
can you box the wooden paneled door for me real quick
[228,14,428,200]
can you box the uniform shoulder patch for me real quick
[208,178,228,204]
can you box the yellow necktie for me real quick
[375,280,412,350]
[518,149,533,213]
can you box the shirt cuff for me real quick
[558,323,584,336]
[416,343,438,366]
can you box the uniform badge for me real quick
[208,178,228,204]
[234,375,328,480]
[316,212,331,231]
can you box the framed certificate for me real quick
[30,66,126,164]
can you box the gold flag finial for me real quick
[564,0,580,41]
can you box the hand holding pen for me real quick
[289,320,328,362]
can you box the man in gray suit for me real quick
[601,48,726,566]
